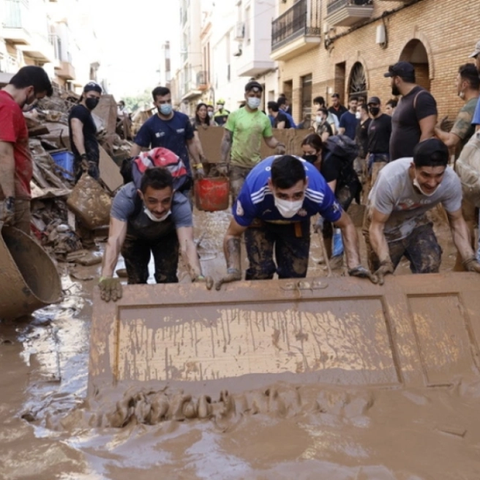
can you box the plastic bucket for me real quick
[0,225,62,320]
[194,177,230,212]
[51,150,75,180]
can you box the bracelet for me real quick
[193,163,203,170]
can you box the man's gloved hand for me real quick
[348,265,377,284]
[98,277,123,302]
[194,166,205,180]
[216,163,229,177]
[193,274,214,290]
[275,143,286,155]
[215,268,242,291]
[463,256,480,273]
[373,260,395,285]
[0,197,15,226]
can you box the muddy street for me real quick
[1,210,480,480]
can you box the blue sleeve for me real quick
[171,192,193,228]
[232,184,256,227]
[184,116,195,140]
[339,113,347,128]
[110,184,137,222]
[134,121,152,148]
[472,101,480,126]
[318,185,343,223]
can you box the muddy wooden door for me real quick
[88,273,480,397]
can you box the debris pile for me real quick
[25,88,131,261]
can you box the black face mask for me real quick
[302,154,318,164]
[85,97,100,110]
[369,106,380,116]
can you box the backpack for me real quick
[325,135,359,163]
[455,132,480,207]
[121,147,190,192]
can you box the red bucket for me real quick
[194,177,230,212]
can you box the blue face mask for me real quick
[159,103,172,116]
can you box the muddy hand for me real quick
[98,277,123,302]
[194,274,214,290]
[194,166,205,180]
[463,256,480,274]
[0,197,15,226]
[373,260,394,285]
[215,268,242,291]
[348,265,377,284]
[275,143,286,155]
[216,163,229,177]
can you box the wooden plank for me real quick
[98,145,123,193]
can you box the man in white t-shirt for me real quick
[364,138,480,283]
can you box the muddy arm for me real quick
[263,136,284,150]
[101,217,127,277]
[186,137,202,166]
[220,129,233,164]
[223,219,247,271]
[70,118,86,156]
[130,143,142,157]
[368,208,391,263]
[0,141,15,198]
[177,226,202,279]
[333,211,361,269]
[447,208,476,261]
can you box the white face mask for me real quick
[274,197,303,218]
[315,115,323,124]
[144,207,171,222]
[413,178,439,197]
[355,111,361,119]
[247,97,261,110]
[208,111,213,118]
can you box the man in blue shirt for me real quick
[338,96,359,140]
[277,96,296,128]
[130,86,204,179]
[215,155,374,289]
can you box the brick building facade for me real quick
[271,0,479,124]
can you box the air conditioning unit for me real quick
[234,22,245,41]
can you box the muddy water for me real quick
[0,209,478,480]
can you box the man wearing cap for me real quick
[385,62,437,161]
[363,138,480,284]
[68,81,103,182]
[214,99,230,126]
[366,96,392,188]
[219,81,286,201]
[0,66,53,234]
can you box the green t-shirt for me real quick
[225,108,273,168]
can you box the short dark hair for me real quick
[331,93,340,99]
[245,81,263,92]
[459,63,480,90]
[267,101,279,112]
[271,155,307,189]
[348,96,359,103]
[277,96,287,106]
[313,96,325,106]
[386,99,398,108]
[140,167,174,193]
[152,86,170,100]
[413,138,449,168]
[301,133,323,153]
[9,66,53,96]
[360,103,369,113]
[318,107,328,115]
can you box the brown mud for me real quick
[1,208,478,480]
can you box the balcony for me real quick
[55,60,75,80]
[270,0,321,62]
[2,0,31,44]
[196,70,208,91]
[325,0,374,27]
[181,73,207,101]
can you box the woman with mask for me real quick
[301,133,361,267]
[68,81,102,183]
[192,102,217,129]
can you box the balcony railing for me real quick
[327,0,373,16]
[196,70,208,88]
[272,0,321,52]
[3,0,31,30]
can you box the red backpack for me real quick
[131,147,189,191]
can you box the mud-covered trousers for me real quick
[121,229,179,284]
[244,220,311,280]
[364,222,442,274]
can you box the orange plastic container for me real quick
[194,177,230,212]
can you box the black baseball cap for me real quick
[413,138,449,165]
[245,80,263,93]
[83,81,102,94]
[384,62,415,80]
[367,96,381,105]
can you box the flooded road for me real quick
[1,209,480,480]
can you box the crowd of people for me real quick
[3,40,480,304]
